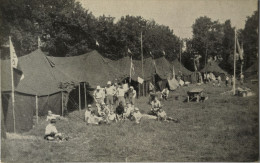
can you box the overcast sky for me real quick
[78,0,258,39]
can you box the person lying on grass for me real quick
[44,119,63,141]
[157,108,179,123]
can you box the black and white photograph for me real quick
[0,0,259,162]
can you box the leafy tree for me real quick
[242,10,258,69]
[191,16,224,69]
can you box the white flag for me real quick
[137,77,144,84]
[128,48,132,54]
[96,40,99,46]
[9,37,18,69]
[38,36,42,48]
[182,41,187,52]
[162,50,165,55]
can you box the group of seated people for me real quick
[44,80,178,141]
[85,94,179,125]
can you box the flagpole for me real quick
[129,55,132,83]
[141,32,144,96]
[9,36,16,132]
[180,42,182,73]
[233,29,236,95]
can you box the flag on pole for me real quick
[182,41,187,52]
[9,37,24,80]
[128,48,132,54]
[236,38,244,60]
[162,50,165,56]
[9,37,18,69]
[38,36,42,48]
[96,40,99,46]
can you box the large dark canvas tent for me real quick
[172,59,193,76]
[47,50,119,87]
[172,59,193,82]
[154,57,173,80]
[111,56,156,82]
[1,49,75,133]
[200,61,228,75]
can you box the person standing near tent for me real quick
[217,75,222,87]
[93,85,104,105]
[240,73,244,85]
[128,86,136,106]
[225,75,229,86]
[105,81,116,112]
[116,83,126,106]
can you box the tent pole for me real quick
[233,29,236,95]
[84,82,87,108]
[9,36,16,133]
[61,91,64,116]
[79,83,81,111]
[35,95,38,124]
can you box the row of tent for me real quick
[1,49,257,133]
[1,49,175,133]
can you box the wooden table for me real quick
[187,88,204,102]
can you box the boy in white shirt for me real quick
[44,119,63,141]
[104,81,116,112]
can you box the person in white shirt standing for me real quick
[116,83,126,106]
[128,86,136,106]
[93,85,104,105]
[104,81,116,112]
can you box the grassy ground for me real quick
[1,82,259,162]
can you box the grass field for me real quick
[1,82,259,162]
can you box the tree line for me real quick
[0,0,258,73]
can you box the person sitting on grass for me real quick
[46,110,61,121]
[44,119,63,141]
[150,96,162,116]
[85,104,107,125]
[161,87,169,100]
[115,101,125,121]
[123,102,135,119]
[107,111,117,123]
[130,107,142,124]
